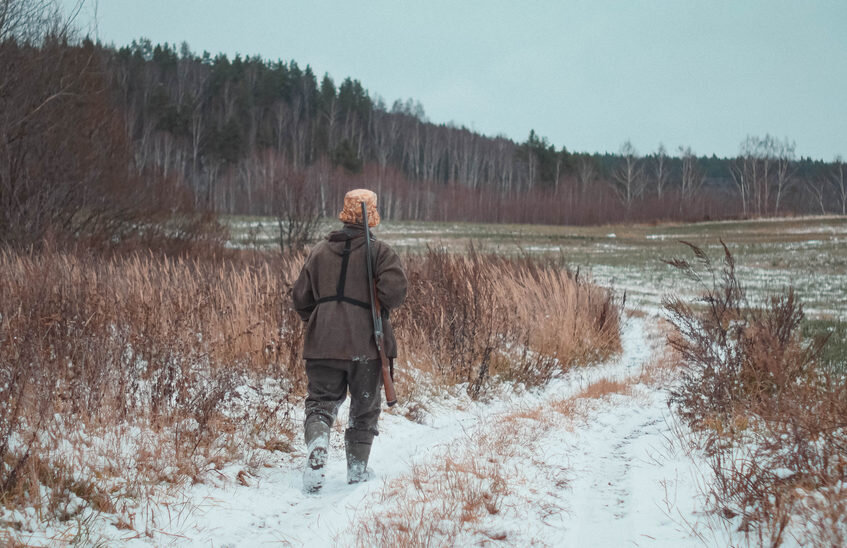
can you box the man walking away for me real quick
[292,189,407,493]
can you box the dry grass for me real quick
[550,398,581,419]
[0,247,306,530]
[0,242,622,535]
[664,242,847,546]
[353,456,509,547]
[575,377,631,399]
[636,323,681,387]
[396,246,622,398]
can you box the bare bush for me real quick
[0,0,65,43]
[273,166,322,253]
[663,242,825,427]
[1,29,133,247]
[664,242,847,546]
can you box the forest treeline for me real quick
[110,39,845,224]
[2,4,846,249]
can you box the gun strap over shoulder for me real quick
[315,238,371,309]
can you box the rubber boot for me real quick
[345,430,373,484]
[303,420,330,493]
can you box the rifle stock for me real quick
[373,288,397,406]
[361,202,397,407]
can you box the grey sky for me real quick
[69,1,846,159]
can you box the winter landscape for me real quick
[3,1,847,547]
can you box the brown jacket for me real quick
[292,224,407,360]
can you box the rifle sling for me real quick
[315,238,371,310]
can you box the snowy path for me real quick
[82,316,714,547]
[558,392,702,547]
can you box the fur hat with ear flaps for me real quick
[338,189,380,227]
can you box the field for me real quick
[228,215,847,320]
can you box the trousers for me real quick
[304,358,383,444]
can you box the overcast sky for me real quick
[67,1,846,159]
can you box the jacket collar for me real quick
[327,223,373,241]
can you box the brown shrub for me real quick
[1,15,227,255]
[664,242,847,546]
[663,241,827,427]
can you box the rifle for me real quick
[361,201,397,407]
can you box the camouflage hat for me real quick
[339,189,380,227]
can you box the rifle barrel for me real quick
[361,201,397,407]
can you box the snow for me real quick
[557,391,707,547]
[773,467,796,480]
[5,316,744,546]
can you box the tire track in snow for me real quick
[558,399,696,547]
[97,316,710,547]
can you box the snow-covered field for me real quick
[227,215,847,319]
[10,317,739,547]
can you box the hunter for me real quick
[292,189,407,492]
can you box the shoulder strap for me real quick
[315,239,370,309]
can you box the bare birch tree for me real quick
[679,146,703,214]
[773,138,796,215]
[805,178,829,215]
[652,143,669,199]
[576,154,596,196]
[611,140,644,212]
[730,135,793,217]
[370,99,398,188]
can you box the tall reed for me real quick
[397,246,621,396]
[0,243,621,521]
[0,247,306,513]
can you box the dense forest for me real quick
[2,6,846,249]
[110,39,844,224]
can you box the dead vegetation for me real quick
[576,377,631,399]
[0,241,621,536]
[664,242,847,546]
[0,246,306,533]
[396,246,622,398]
